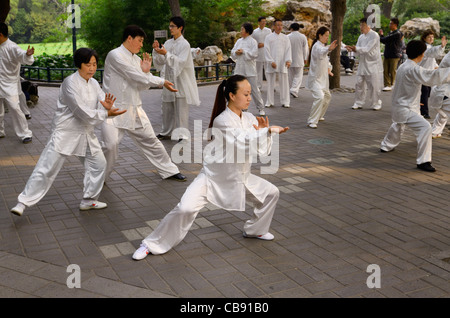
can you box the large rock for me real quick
[193,46,224,66]
[400,17,440,38]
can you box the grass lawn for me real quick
[18,40,88,56]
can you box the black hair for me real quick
[170,16,185,33]
[274,19,282,24]
[308,26,330,65]
[406,40,427,59]
[0,22,8,37]
[258,17,266,22]
[420,30,434,42]
[390,17,399,27]
[289,23,300,31]
[74,48,99,69]
[208,75,248,128]
[122,25,147,42]
[360,18,368,24]
[242,22,253,35]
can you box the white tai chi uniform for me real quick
[352,29,383,109]
[231,35,264,112]
[101,44,180,179]
[306,41,332,126]
[17,71,109,207]
[0,39,33,140]
[141,107,279,255]
[264,31,292,107]
[153,35,200,140]
[252,26,272,89]
[431,52,450,136]
[380,59,450,164]
[288,30,308,97]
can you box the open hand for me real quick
[26,45,35,56]
[140,52,152,73]
[164,80,178,92]
[100,93,116,110]
[441,36,447,48]
[108,107,127,117]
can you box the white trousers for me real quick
[256,61,265,89]
[18,139,106,207]
[19,91,30,116]
[142,172,279,255]
[246,76,264,111]
[101,121,179,179]
[308,88,331,125]
[431,98,450,136]
[160,97,190,139]
[353,74,382,108]
[289,66,304,95]
[265,72,290,107]
[380,112,432,164]
[0,95,32,140]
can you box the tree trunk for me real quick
[329,0,347,89]
[167,0,181,17]
[381,0,393,18]
[0,0,10,23]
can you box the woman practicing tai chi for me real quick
[133,75,289,260]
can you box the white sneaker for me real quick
[11,203,26,216]
[290,91,298,98]
[382,86,392,91]
[282,104,290,108]
[132,244,151,260]
[372,104,382,111]
[432,133,442,139]
[79,200,107,211]
[308,123,317,129]
[319,117,325,121]
[345,68,353,73]
[243,232,274,241]
[265,104,273,108]
[351,105,362,110]
[259,109,266,116]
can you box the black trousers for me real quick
[420,85,431,117]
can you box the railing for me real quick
[20,63,236,84]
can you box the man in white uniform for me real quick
[153,16,200,142]
[430,51,450,138]
[101,25,186,182]
[252,17,271,90]
[231,22,265,115]
[348,18,383,111]
[264,19,292,108]
[0,22,34,143]
[380,40,450,172]
[288,22,308,99]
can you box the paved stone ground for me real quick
[1,72,449,299]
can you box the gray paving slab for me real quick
[1,69,449,299]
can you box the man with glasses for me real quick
[153,16,200,142]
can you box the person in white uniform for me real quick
[101,25,186,182]
[380,40,450,172]
[132,75,290,260]
[348,18,383,111]
[252,17,272,90]
[306,27,338,129]
[10,48,126,216]
[231,22,265,116]
[288,22,309,99]
[430,51,450,138]
[264,19,292,108]
[419,31,447,118]
[152,16,200,142]
[0,22,33,143]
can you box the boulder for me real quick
[400,17,440,38]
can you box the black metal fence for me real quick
[20,63,236,84]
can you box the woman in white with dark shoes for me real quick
[10,48,126,216]
[133,75,289,260]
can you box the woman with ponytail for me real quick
[306,26,337,128]
[133,75,289,260]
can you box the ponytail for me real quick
[307,26,330,66]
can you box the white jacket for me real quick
[231,36,259,77]
[264,32,292,74]
[419,43,445,70]
[152,35,200,106]
[103,45,165,130]
[50,71,108,156]
[202,107,273,211]
[288,31,309,67]
[354,29,383,76]
[306,41,331,91]
[430,51,450,109]
[391,59,450,123]
[0,39,34,97]
[252,27,272,62]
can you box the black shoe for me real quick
[380,148,394,153]
[168,173,187,182]
[156,134,170,140]
[22,137,32,144]
[423,115,431,119]
[25,114,31,120]
[417,162,436,172]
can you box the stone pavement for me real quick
[0,72,449,299]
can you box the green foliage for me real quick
[33,53,74,68]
